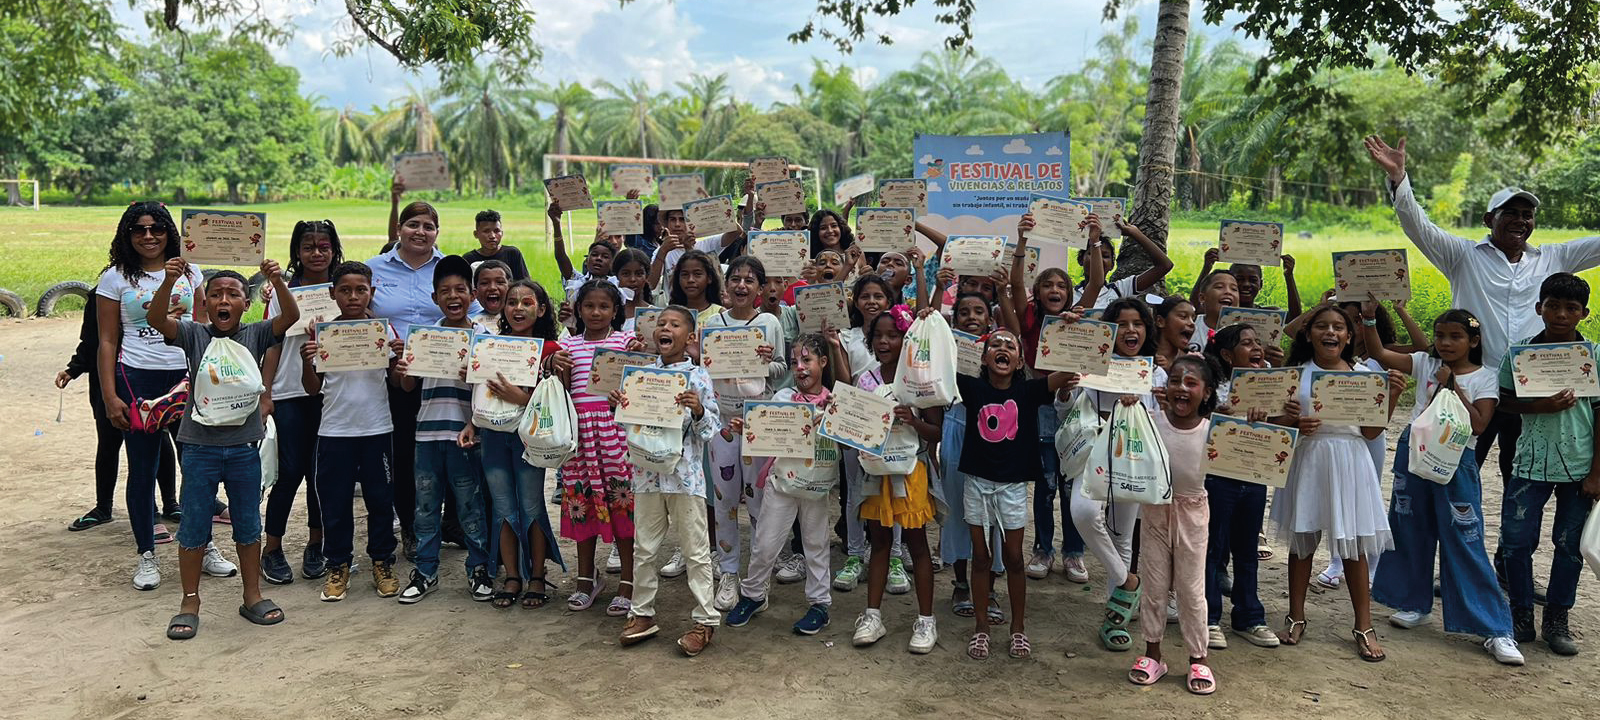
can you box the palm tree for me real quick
[317,104,373,165]
[675,74,741,159]
[588,79,679,159]
[1119,0,1190,282]
[436,62,537,195]
[881,51,1010,118]
[533,80,593,175]
[367,84,442,160]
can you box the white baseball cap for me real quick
[1487,186,1540,214]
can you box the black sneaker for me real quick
[68,506,112,531]
[1543,607,1580,656]
[302,543,327,579]
[398,569,438,604]
[469,566,495,602]
[1512,606,1536,643]
[261,548,294,585]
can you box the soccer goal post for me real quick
[0,180,41,210]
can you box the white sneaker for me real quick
[1235,624,1281,648]
[775,551,806,584]
[833,556,864,591]
[715,572,740,611]
[909,615,937,654]
[1484,636,1525,666]
[1389,610,1432,629]
[202,542,239,577]
[1062,555,1089,584]
[1025,552,1051,579]
[658,549,686,578]
[605,545,622,574]
[853,611,887,646]
[133,551,161,590]
[1166,594,1180,624]
[886,558,911,595]
[1207,624,1228,649]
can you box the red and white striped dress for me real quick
[557,329,636,543]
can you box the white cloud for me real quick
[1044,145,1063,156]
[918,153,935,165]
[926,182,943,192]
[964,144,985,156]
[1002,138,1032,154]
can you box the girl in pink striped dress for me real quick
[552,279,639,613]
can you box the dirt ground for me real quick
[1,316,1595,720]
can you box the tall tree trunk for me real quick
[227,180,242,205]
[1116,0,1189,285]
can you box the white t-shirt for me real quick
[317,325,398,437]
[1408,352,1497,440]
[660,236,729,283]
[701,310,787,420]
[1081,276,1139,312]
[267,291,309,401]
[96,265,203,370]
[840,326,879,379]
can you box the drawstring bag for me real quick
[1081,402,1172,506]
[521,375,579,468]
[860,407,920,478]
[191,336,264,426]
[627,422,684,474]
[894,311,960,408]
[259,416,279,492]
[472,382,526,432]
[1582,509,1600,581]
[1055,392,1101,480]
[1407,386,1471,484]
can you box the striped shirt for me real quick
[559,329,637,402]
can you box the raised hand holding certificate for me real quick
[1027,195,1092,248]
[313,319,391,372]
[741,401,820,460]
[819,383,896,455]
[701,326,767,380]
[1036,317,1115,375]
[634,307,662,342]
[617,366,689,428]
[465,334,545,386]
[877,179,928,216]
[683,195,739,237]
[596,200,644,236]
[1333,249,1410,301]
[1308,370,1390,426]
[940,235,1006,276]
[588,348,658,398]
[749,156,789,184]
[1227,367,1301,416]
[1078,356,1157,395]
[1205,415,1299,488]
[1509,342,1600,397]
[1217,220,1284,267]
[543,174,594,210]
[856,208,917,253]
[403,325,473,380]
[1075,197,1127,238]
[952,329,983,377]
[285,283,337,337]
[393,151,451,190]
[610,164,655,197]
[180,209,266,266]
[658,173,708,210]
[748,230,809,277]
[1005,242,1042,286]
[833,173,875,205]
[1218,307,1289,346]
[794,282,849,334]
[756,179,806,217]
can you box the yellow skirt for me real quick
[858,460,935,529]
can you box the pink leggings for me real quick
[1139,494,1209,658]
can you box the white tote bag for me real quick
[1406,387,1472,484]
[258,416,279,492]
[1581,510,1600,581]
[1055,392,1101,481]
[1081,403,1172,505]
[627,422,684,475]
[472,381,526,432]
[520,375,579,468]
[894,312,960,408]
[192,336,263,426]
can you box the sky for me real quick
[114,0,1256,111]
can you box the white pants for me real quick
[632,492,719,626]
[1070,485,1140,590]
[741,490,832,607]
[709,431,764,575]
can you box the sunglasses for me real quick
[128,224,167,237]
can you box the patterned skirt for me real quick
[559,400,635,543]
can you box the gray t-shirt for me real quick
[168,319,280,446]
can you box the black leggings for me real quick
[87,373,175,513]
[264,395,323,538]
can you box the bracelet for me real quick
[1362,318,1378,327]
[1012,252,1027,258]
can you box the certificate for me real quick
[1027,195,1092,248]
[749,156,789,184]
[819,382,896,455]
[403,325,472,381]
[285,283,337,337]
[393,151,451,191]
[748,230,809,277]
[683,194,739,237]
[1079,356,1157,395]
[742,401,821,460]
[610,164,655,197]
[877,179,928,216]
[1217,220,1284,267]
[1204,415,1300,488]
[701,326,767,380]
[833,173,875,205]
[617,366,689,428]
[855,207,917,253]
[794,282,849,334]
[596,200,644,236]
[1217,307,1289,346]
[1037,317,1116,375]
[1333,249,1410,301]
[1508,342,1600,398]
[633,307,662,342]
[1308,370,1390,426]
[952,329,983,377]
[1075,197,1127,238]
[1005,242,1042,287]
[940,235,1006,276]
[465,334,545,386]
[588,348,658,398]
[543,174,594,210]
[180,209,266,266]
[756,179,806,217]
[312,319,391,372]
[1227,367,1301,416]
[658,173,708,210]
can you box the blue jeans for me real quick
[1032,404,1085,558]
[115,364,187,553]
[939,407,1002,572]
[1500,473,1595,610]
[479,429,565,578]
[1205,474,1266,628]
[315,434,397,567]
[175,444,263,549]
[1373,430,1511,635]
[414,440,490,578]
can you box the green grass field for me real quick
[4,201,1599,337]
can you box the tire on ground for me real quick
[0,288,25,318]
[35,280,92,317]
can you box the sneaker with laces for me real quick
[886,558,911,595]
[261,547,293,585]
[1062,555,1088,584]
[1235,625,1281,648]
[775,552,805,584]
[469,566,495,601]
[678,623,714,656]
[402,532,418,563]
[659,549,687,578]
[201,543,238,578]
[321,563,351,602]
[793,604,830,635]
[1207,624,1229,650]
[398,569,438,604]
[1512,606,1536,643]
[133,551,161,590]
[909,615,937,654]
[606,545,623,574]
[715,572,740,611]
[726,596,767,627]
[1484,636,1525,665]
[853,610,888,646]
[1389,610,1431,629]
[833,555,864,591]
[372,560,400,597]
[1025,552,1051,579]
[301,543,327,579]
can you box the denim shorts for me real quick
[176,443,263,548]
[963,475,1029,532]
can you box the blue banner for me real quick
[913,132,1071,271]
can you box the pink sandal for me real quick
[967,632,990,660]
[1008,632,1032,659]
[1128,656,1168,685]
[1186,663,1217,695]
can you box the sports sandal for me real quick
[967,632,991,660]
[521,577,555,609]
[1128,656,1168,685]
[567,575,606,611]
[1187,663,1217,695]
[606,580,635,617]
[1008,632,1031,659]
[493,577,522,609]
[951,581,975,617]
[1353,627,1386,662]
[986,593,1005,625]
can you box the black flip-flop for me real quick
[167,613,199,640]
[68,510,111,532]
[238,599,285,626]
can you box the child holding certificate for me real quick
[1191,248,1304,324]
[551,201,619,302]
[832,274,897,593]
[1272,306,1405,662]
[612,249,654,331]
[470,260,511,328]
[1188,269,1239,351]
[1358,305,1524,665]
[668,250,725,326]
[1075,217,1175,312]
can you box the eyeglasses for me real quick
[128,224,167,237]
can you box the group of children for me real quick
[81,185,1594,691]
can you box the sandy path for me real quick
[0,317,1594,719]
